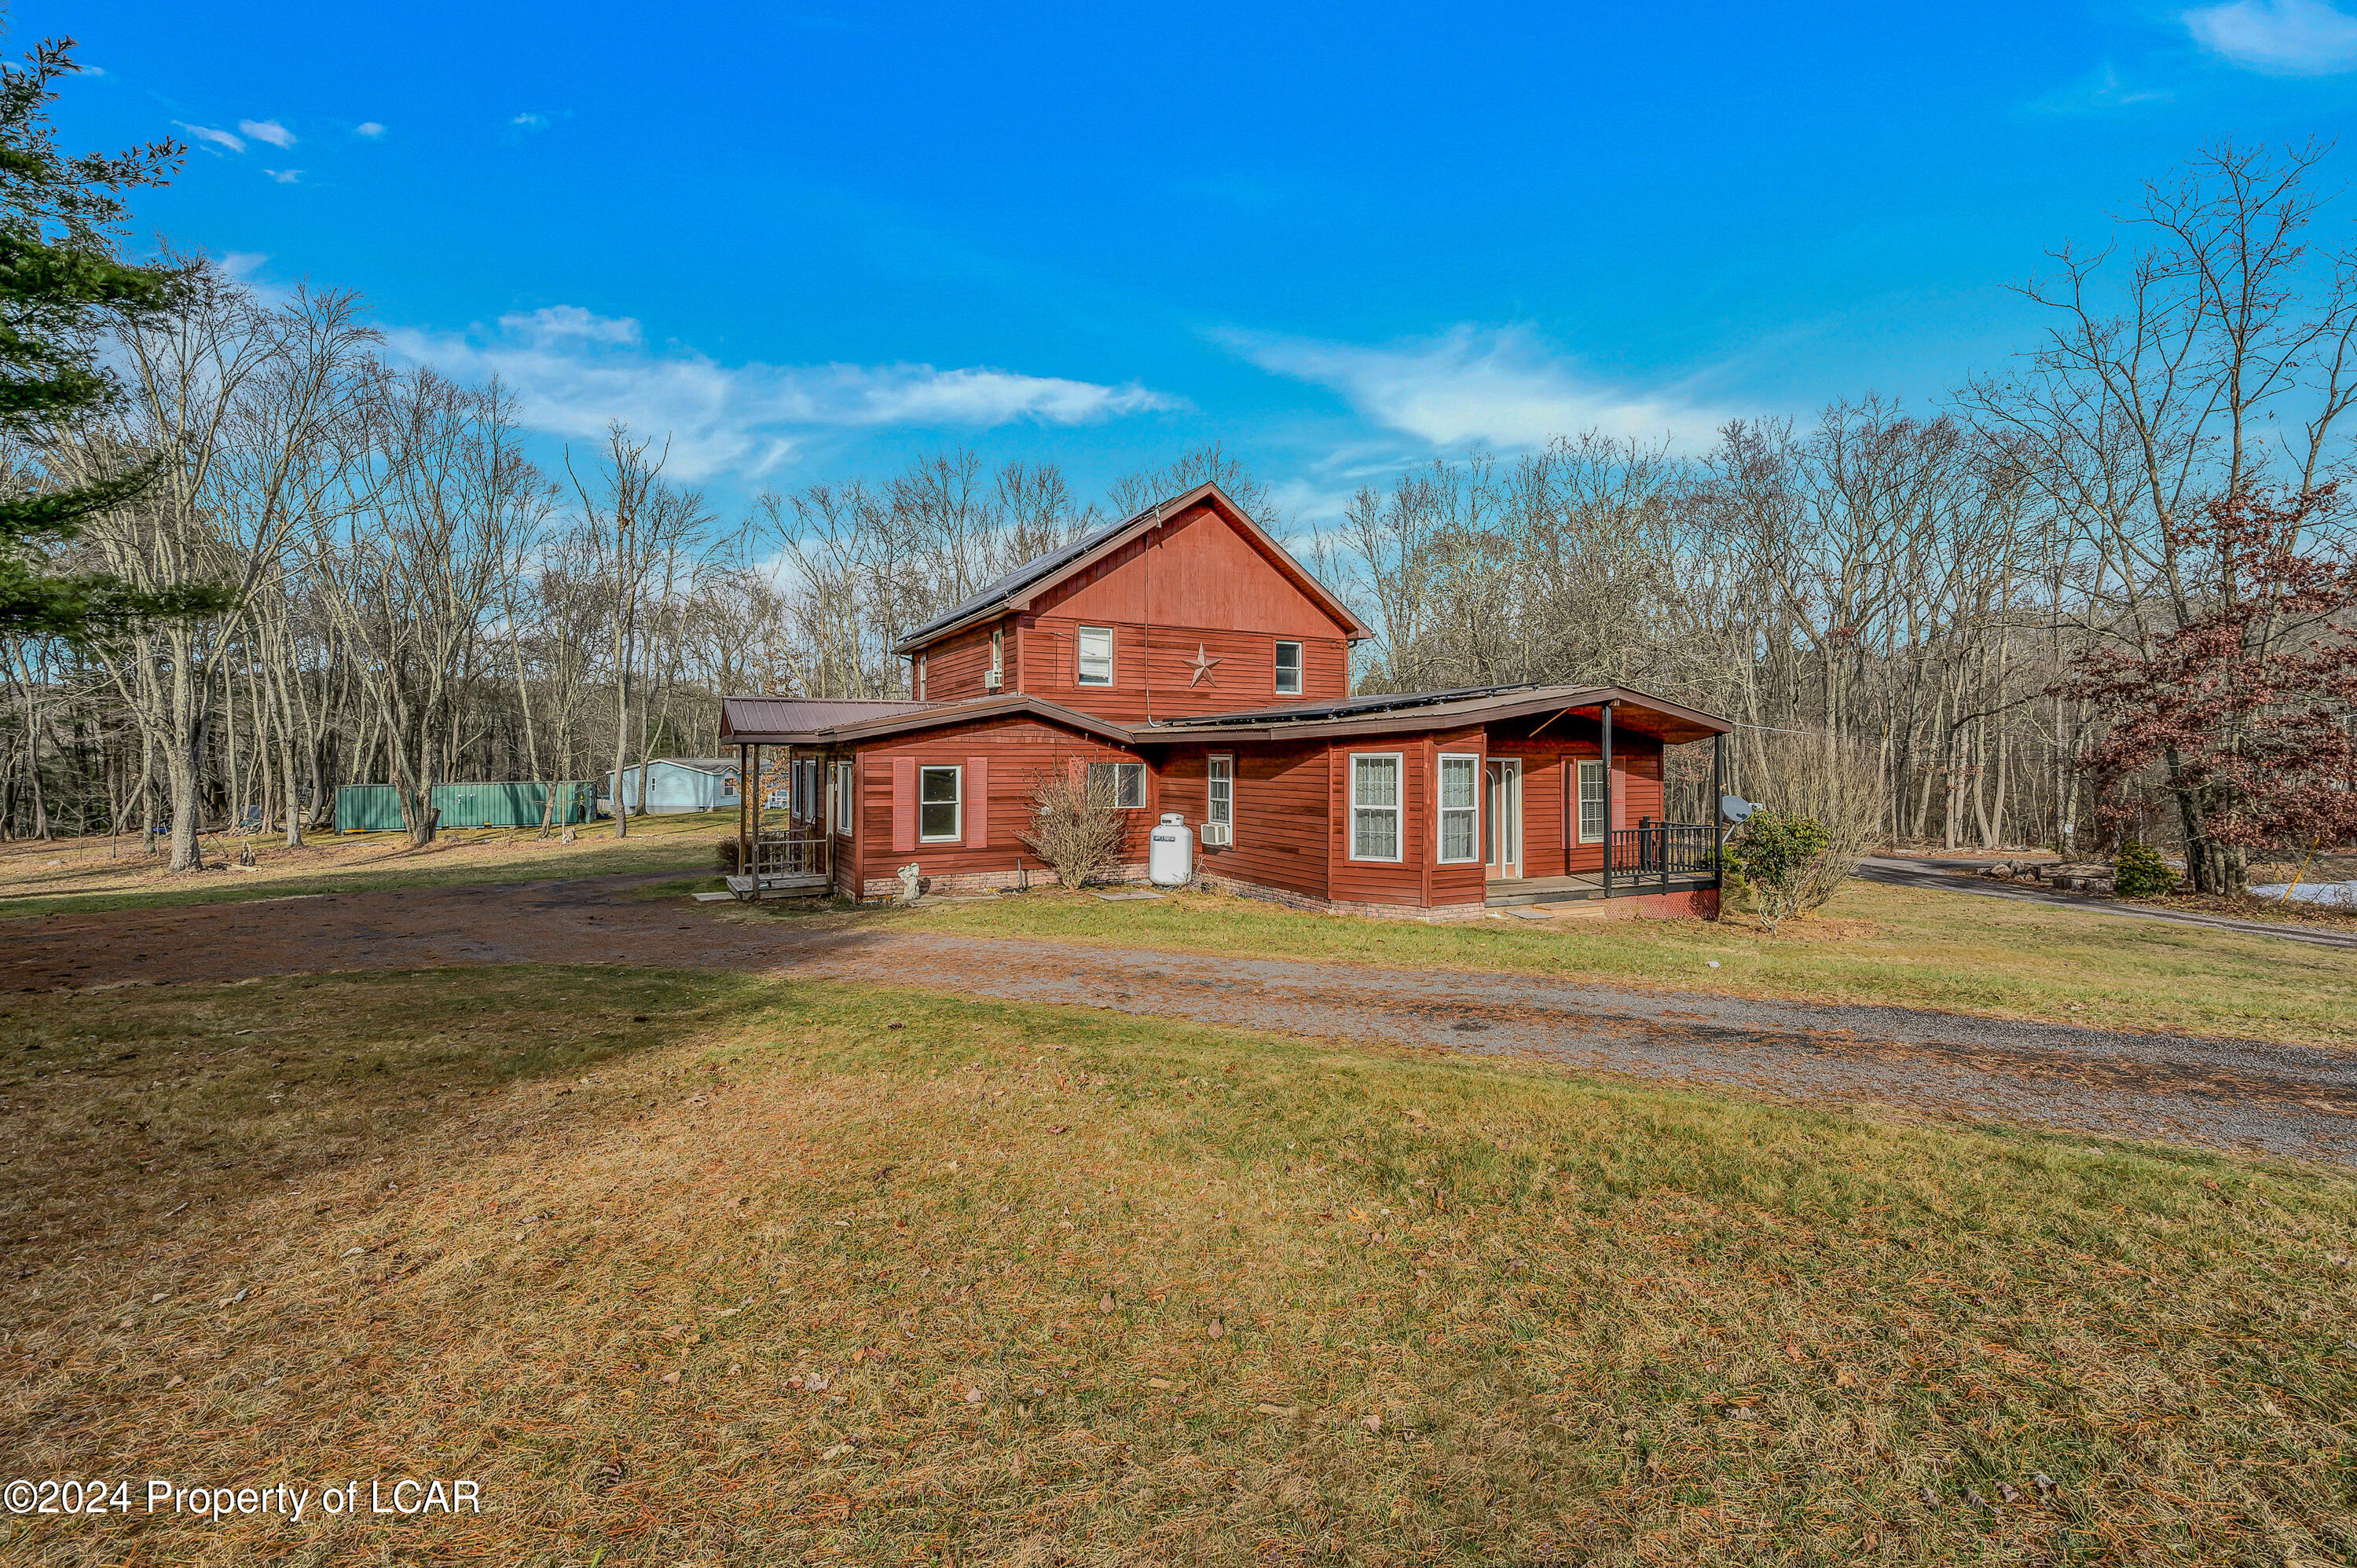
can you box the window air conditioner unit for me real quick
[983,669,1003,691]
[1200,822,1231,848]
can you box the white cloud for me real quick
[239,118,296,148]
[511,112,549,129]
[383,306,1181,481]
[500,305,643,347]
[354,121,387,138]
[219,251,270,278]
[262,168,302,184]
[76,63,105,76]
[1226,324,1728,450]
[2185,0,2357,73]
[176,122,244,154]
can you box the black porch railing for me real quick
[1608,820,1717,881]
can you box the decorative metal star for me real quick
[1185,643,1222,687]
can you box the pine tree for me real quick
[0,33,220,636]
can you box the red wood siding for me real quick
[855,716,1150,886]
[1322,726,1483,908]
[1151,740,1332,902]
[1043,502,1360,641]
[915,621,1003,704]
[1017,616,1350,721]
[1486,718,1663,876]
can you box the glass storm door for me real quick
[1484,760,1522,879]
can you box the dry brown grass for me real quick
[5,968,2355,1566]
[0,811,736,921]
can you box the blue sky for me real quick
[30,0,2357,523]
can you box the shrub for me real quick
[1729,809,1830,932]
[2114,839,2177,898]
[1017,768,1127,888]
[1738,728,1880,914]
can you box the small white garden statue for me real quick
[896,863,922,905]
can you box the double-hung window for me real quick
[1274,640,1303,696]
[1578,759,1607,844]
[1087,760,1146,809]
[833,760,853,833]
[1076,626,1114,686]
[1207,754,1233,835]
[918,764,962,842]
[1437,754,1479,863]
[1350,753,1402,862]
[989,627,1004,683]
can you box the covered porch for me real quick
[1474,692,1728,909]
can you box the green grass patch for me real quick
[897,880,2357,1048]
[5,966,2353,1564]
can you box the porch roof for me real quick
[717,692,1133,748]
[1136,683,1729,746]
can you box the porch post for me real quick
[1711,730,1725,888]
[1600,700,1615,896]
[738,741,752,885]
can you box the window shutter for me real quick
[964,757,988,848]
[892,756,916,852]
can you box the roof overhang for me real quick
[1133,684,1730,746]
[891,481,1375,654]
[719,693,1135,749]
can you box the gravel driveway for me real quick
[1857,855,2357,952]
[6,874,2355,1166]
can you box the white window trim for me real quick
[1347,751,1405,863]
[1274,640,1303,696]
[833,760,853,834]
[916,654,927,702]
[1076,625,1114,686]
[1208,753,1233,833]
[1577,758,1606,844]
[1436,752,1480,864]
[989,626,1004,677]
[917,764,962,843]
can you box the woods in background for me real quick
[2,129,2353,896]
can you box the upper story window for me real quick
[916,654,927,702]
[989,627,1004,679]
[1076,626,1113,686]
[1274,641,1303,696]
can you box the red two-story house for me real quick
[720,482,1728,920]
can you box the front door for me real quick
[1484,759,1522,880]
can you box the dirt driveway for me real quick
[8,874,2357,1166]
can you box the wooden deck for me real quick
[1485,871,1717,907]
[724,872,834,900]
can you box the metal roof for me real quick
[893,509,1139,652]
[717,693,1131,748]
[1140,683,1731,745]
[718,698,931,742]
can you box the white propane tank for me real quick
[1148,812,1193,887]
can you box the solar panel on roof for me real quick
[1153,680,1556,727]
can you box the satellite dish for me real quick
[1720,793,1758,824]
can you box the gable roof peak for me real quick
[891,479,1370,654]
